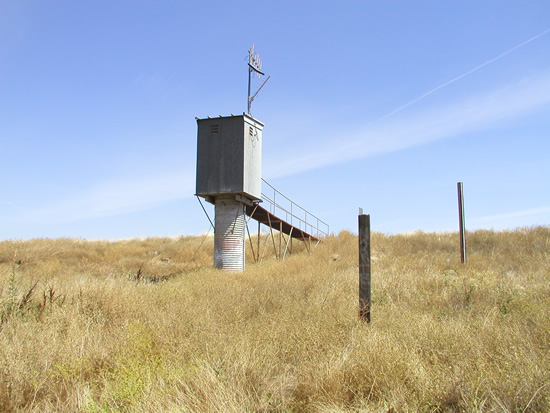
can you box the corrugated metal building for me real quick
[195,114,264,271]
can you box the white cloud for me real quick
[19,169,195,224]
[264,72,550,178]
[470,206,550,228]
[374,26,550,123]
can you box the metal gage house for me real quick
[196,114,264,271]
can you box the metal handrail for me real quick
[261,178,329,239]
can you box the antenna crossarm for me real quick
[248,63,265,76]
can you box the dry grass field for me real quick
[0,227,548,412]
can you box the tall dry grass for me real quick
[0,228,548,412]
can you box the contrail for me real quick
[374,26,550,124]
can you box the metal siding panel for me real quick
[243,117,263,200]
[214,198,245,272]
[196,116,244,197]
[196,115,263,200]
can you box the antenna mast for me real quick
[247,44,270,114]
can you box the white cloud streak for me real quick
[373,26,550,124]
[20,169,195,224]
[264,72,550,178]
[469,206,550,228]
[264,27,550,179]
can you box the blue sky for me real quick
[1,1,549,240]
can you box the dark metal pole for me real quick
[247,67,251,114]
[359,214,371,322]
[257,220,261,263]
[457,182,466,264]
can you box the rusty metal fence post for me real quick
[457,182,467,264]
[359,213,371,322]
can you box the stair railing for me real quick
[261,178,329,239]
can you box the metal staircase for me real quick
[243,179,329,261]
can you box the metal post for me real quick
[247,66,251,114]
[257,220,261,263]
[359,213,371,322]
[457,182,466,264]
[279,221,283,260]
